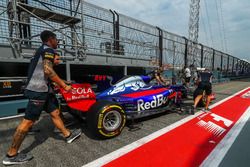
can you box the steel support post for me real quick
[66,61,71,81]
[200,44,203,68]
[212,49,215,71]
[156,27,163,68]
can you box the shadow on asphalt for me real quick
[214,92,233,96]
[61,113,99,140]
[21,115,65,154]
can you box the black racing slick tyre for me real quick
[86,101,126,139]
[193,88,206,107]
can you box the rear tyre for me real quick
[86,101,126,139]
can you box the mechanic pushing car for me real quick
[192,68,213,113]
[2,30,81,165]
[149,67,171,86]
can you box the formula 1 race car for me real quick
[55,75,187,139]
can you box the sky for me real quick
[85,0,250,61]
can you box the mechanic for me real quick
[192,68,213,114]
[183,65,192,88]
[150,67,170,86]
[2,30,81,165]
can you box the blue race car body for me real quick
[96,75,185,119]
[58,75,186,138]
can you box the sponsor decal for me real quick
[44,52,54,59]
[108,85,126,95]
[197,113,233,137]
[2,81,12,89]
[241,91,250,99]
[66,95,90,101]
[137,94,168,111]
[71,87,92,94]
[30,99,45,106]
[94,75,107,81]
[98,113,104,128]
[67,88,92,101]
[63,87,93,101]
[108,80,151,95]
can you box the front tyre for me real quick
[86,101,126,139]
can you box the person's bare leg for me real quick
[7,119,34,156]
[59,110,66,123]
[194,95,203,108]
[50,109,70,137]
[205,95,211,110]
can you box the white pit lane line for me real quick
[82,87,250,167]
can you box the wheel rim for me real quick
[103,110,122,131]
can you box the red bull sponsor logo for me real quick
[137,94,168,111]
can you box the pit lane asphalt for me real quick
[0,78,249,167]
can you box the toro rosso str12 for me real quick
[56,75,186,138]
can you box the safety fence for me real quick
[0,0,249,79]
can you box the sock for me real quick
[65,132,71,138]
[6,154,16,158]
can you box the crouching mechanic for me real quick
[3,30,81,165]
[192,68,213,114]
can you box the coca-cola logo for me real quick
[61,85,95,102]
[71,87,93,95]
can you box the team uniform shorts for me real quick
[24,90,59,121]
[196,81,212,96]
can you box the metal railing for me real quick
[0,0,249,77]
